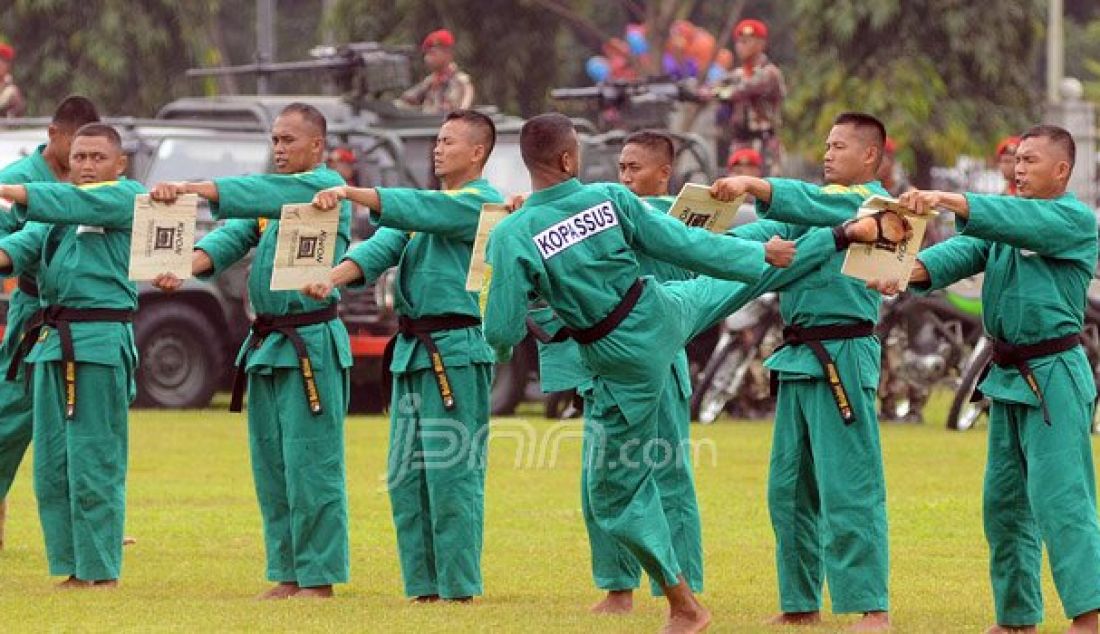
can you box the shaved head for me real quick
[520,113,577,171]
[279,102,327,137]
[1020,124,1075,168]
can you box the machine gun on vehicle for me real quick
[550,77,702,132]
[186,42,415,114]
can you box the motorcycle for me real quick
[877,281,984,423]
[689,293,781,424]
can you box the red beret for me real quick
[996,136,1020,157]
[422,29,455,51]
[734,19,768,39]
[727,148,763,168]
[330,147,355,164]
[0,44,14,62]
[883,137,897,155]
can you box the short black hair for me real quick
[444,109,496,164]
[624,130,675,164]
[1020,124,1076,168]
[52,95,100,130]
[279,102,327,137]
[520,113,576,170]
[73,122,122,149]
[833,111,886,169]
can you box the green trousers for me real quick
[0,291,39,500]
[768,377,889,614]
[984,376,1100,626]
[33,360,129,581]
[387,363,490,599]
[581,351,703,596]
[246,352,349,588]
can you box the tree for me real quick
[783,0,1046,186]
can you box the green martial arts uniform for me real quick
[915,192,1100,626]
[342,179,500,599]
[483,178,768,592]
[196,166,353,588]
[740,179,890,615]
[0,145,55,502]
[0,179,142,581]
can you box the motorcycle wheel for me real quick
[690,346,749,424]
[946,342,994,431]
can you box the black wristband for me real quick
[833,223,852,251]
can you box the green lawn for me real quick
[0,392,1087,632]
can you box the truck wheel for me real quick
[134,303,223,408]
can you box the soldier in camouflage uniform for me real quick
[398,29,475,115]
[0,44,25,118]
[711,19,785,176]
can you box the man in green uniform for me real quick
[709,112,894,631]
[149,103,352,600]
[0,123,140,588]
[482,113,799,634]
[0,95,99,549]
[302,110,500,602]
[874,125,1100,634]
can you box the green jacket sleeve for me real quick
[0,221,47,276]
[913,235,991,292]
[341,228,408,287]
[613,186,766,282]
[959,193,1096,259]
[211,169,344,220]
[730,218,805,242]
[15,180,141,229]
[481,229,538,361]
[375,187,483,241]
[195,219,260,278]
[756,178,868,227]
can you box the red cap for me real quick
[0,44,14,62]
[421,29,455,51]
[883,137,897,155]
[734,19,768,39]
[727,148,763,168]
[996,136,1020,157]
[330,147,355,164]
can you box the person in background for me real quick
[398,29,475,114]
[0,44,25,118]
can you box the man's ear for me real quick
[1055,159,1072,183]
[46,124,59,144]
[114,154,129,178]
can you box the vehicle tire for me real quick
[690,345,749,424]
[134,303,223,408]
[946,341,993,431]
[491,337,534,416]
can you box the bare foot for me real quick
[412,595,440,604]
[1068,610,1098,634]
[55,576,92,589]
[257,582,299,600]
[852,611,890,631]
[984,626,1037,633]
[92,580,119,589]
[122,536,137,546]
[662,604,711,634]
[293,585,334,599]
[767,611,822,626]
[591,589,634,615]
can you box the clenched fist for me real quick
[764,236,796,268]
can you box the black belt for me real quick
[526,279,645,346]
[229,304,338,415]
[382,313,482,411]
[972,333,1081,425]
[772,321,876,425]
[16,275,38,298]
[6,305,134,420]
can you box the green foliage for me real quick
[783,0,1046,184]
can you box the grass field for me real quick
[0,392,1088,633]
